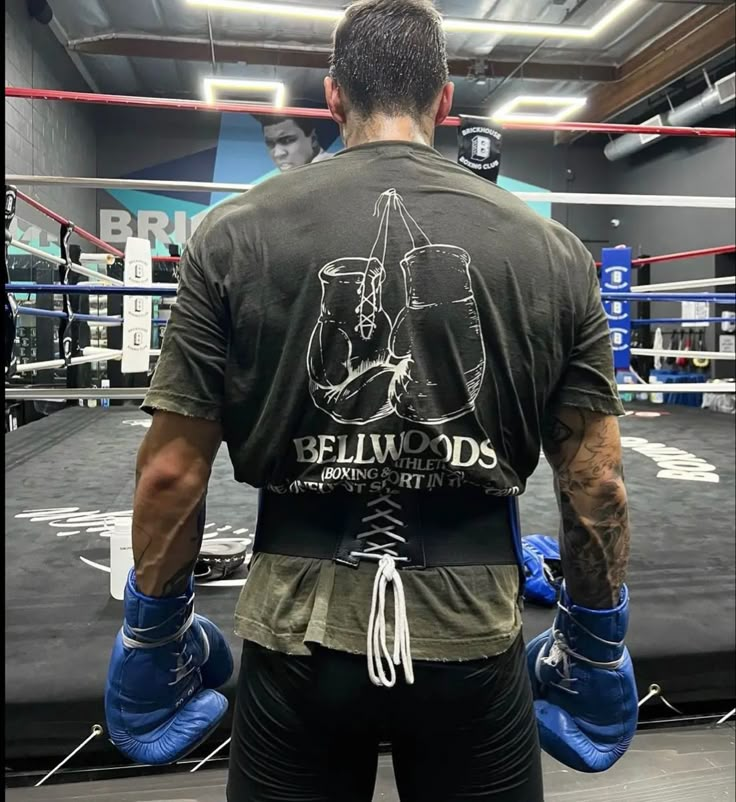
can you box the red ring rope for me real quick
[595,244,735,269]
[5,87,736,138]
[631,244,735,266]
[15,189,124,258]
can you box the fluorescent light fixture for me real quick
[445,0,640,38]
[202,77,287,107]
[187,0,342,21]
[590,0,641,36]
[186,0,640,40]
[490,95,588,124]
[442,19,591,38]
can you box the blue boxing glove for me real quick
[522,534,563,606]
[105,569,233,765]
[526,584,638,773]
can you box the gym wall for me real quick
[4,0,98,237]
[91,108,616,262]
[609,112,736,335]
[610,117,736,279]
[433,126,615,253]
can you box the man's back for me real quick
[177,141,612,497]
[121,3,633,797]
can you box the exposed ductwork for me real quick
[604,72,736,161]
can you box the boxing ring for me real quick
[4,87,736,782]
[4,404,735,771]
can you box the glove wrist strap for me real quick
[548,629,626,671]
[122,607,196,650]
[557,601,626,650]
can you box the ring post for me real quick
[601,247,633,401]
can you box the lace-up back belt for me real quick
[254,487,518,569]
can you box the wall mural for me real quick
[8,112,551,258]
[96,113,551,253]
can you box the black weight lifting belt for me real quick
[254,487,521,570]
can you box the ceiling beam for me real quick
[560,3,736,140]
[67,35,616,83]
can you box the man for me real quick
[257,115,334,171]
[105,1,637,800]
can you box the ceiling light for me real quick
[445,0,640,38]
[442,19,591,39]
[202,77,287,107]
[490,95,588,124]
[185,0,640,40]
[187,0,342,21]
[590,0,641,36]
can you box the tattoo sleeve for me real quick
[542,407,630,609]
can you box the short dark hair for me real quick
[330,0,449,119]
[255,115,316,136]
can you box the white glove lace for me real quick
[121,599,200,686]
[537,602,626,694]
[351,494,414,688]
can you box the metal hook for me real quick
[35,724,104,786]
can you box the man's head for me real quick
[325,0,453,142]
[257,116,321,171]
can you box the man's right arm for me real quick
[542,406,630,610]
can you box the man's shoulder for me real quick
[193,192,253,234]
[223,158,340,211]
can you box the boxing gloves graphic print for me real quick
[307,189,486,426]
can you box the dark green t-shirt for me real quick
[143,141,623,660]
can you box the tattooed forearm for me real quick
[543,408,630,609]
[541,412,581,470]
[556,477,630,608]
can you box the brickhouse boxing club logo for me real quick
[291,188,497,495]
[14,419,253,590]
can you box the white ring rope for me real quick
[633,277,736,293]
[5,175,735,209]
[519,192,734,209]
[9,239,124,286]
[616,382,733,394]
[79,252,117,266]
[5,382,734,401]
[630,348,733,361]
[12,347,124,375]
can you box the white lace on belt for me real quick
[351,494,415,688]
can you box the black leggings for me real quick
[227,634,544,802]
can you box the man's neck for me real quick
[343,114,434,149]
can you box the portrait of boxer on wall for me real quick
[255,115,335,172]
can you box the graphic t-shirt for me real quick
[143,141,623,660]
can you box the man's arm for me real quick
[542,406,630,609]
[133,411,223,597]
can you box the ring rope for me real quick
[632,277,736,293]
[5,176,735,209]
[5,382,734,402]
[9,239,124,286]
[630,347,734,361]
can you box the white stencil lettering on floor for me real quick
[14,507,252,588]
[121,418,151,428]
